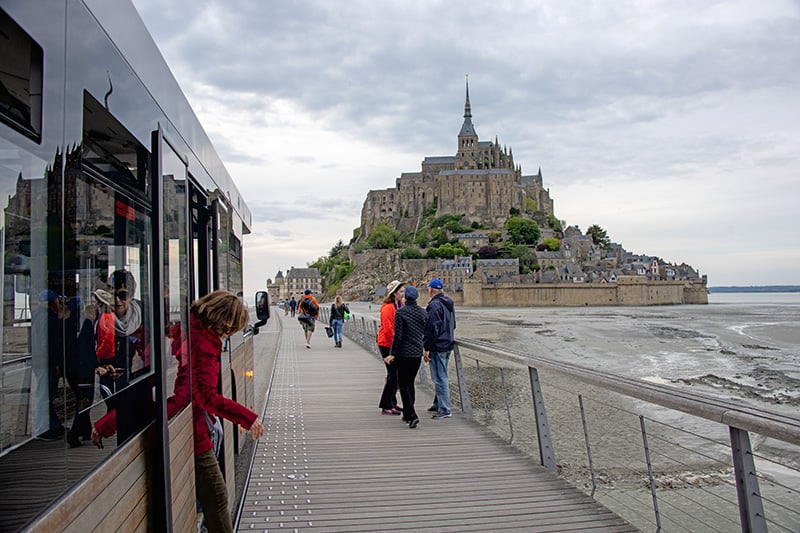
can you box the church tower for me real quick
[455,76,479,170]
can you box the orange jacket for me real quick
[377,301,398,348]
[298,295,320,318]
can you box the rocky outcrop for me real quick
[340,249,411,301]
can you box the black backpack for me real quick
[301,298,319,316]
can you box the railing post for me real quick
[639,416,662,532]
[730,427,768,533]
[528,367,557,473]
[452,345,472,417]
[476,360,489,424]
[578,395,597,498]
[371,321,379,354]
[359,316,367,348]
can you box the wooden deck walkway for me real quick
[237,317,637,532]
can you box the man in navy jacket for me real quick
[423,278,456,419]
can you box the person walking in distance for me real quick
[289,296,297,317]
[297,289,320,349]
[329,295,349,348]
[423,278,456,420]
[377,280,405,415]
[387,285,427,428]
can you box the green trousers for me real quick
[195,449,232,533]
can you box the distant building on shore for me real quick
[267,267,322,302]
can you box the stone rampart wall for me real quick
[462,278,707,307]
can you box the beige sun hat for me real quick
[93,289,113,307]
[385,280,404,296]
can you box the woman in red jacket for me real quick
[189,290,264,532]
[377,280,405,415]
[92,290,263,533]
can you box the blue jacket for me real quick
[423,293,455,352]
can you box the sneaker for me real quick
[389,407,402,415]
[427,406,437,412]
[381,409,395,415]
[408,417,420,429]
[35,427,65,441]
[432,413,452,420]
[306,344,311,349]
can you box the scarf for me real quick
[115,299,142,336]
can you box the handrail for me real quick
[455,337,800,447]
[342,312,796,532]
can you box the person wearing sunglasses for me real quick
[92,269,148,445]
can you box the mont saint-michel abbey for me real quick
[358,81,554,239]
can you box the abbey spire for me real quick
[456,75,478,169]
[458,75,477,138]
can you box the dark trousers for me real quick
[396,356,421,422]
[195,449,232,533]
[378,346,399,410]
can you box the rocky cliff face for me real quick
[339,249,411,301]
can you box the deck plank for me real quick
[237,320,638,532]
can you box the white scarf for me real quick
[115,299,142,336]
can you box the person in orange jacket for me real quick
[377,280,405,415]
[297,289,320,348]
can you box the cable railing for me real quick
[329,309,800,533]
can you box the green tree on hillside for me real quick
[522,197,538,214]
[587,224,611,247]
[541,237,560,251]
[329,239,345,257]
[367,222,400,249]
[505,217,541,245]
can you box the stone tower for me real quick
[456,77,479,170]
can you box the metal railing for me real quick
[332,310,800,533]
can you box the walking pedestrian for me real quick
[329,295,349,348]
[423,278,456,420]
[297,290,320,348]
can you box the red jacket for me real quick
[377,302,398,348]
[95,311,115,360]
[95,315,258,454]
[189,314,258,455]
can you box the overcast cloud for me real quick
[131,0,800,296]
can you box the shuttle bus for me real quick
[0,1,267,530]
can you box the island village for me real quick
[267,81,708,307]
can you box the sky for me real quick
[130,0,800,296]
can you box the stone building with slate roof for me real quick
[268,267,322,301]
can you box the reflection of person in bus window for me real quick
[31,290,67,441]
[92,270,151,445]
[96,270,143,404]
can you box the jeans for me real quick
[331,319,343,343]
[428,351,452,415]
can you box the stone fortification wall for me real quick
[462,278,707,307]
[401,258,440,279]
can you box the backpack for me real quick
[301,298,319,316]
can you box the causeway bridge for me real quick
[236,308,800,532]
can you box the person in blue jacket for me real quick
[423,278,456,419]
